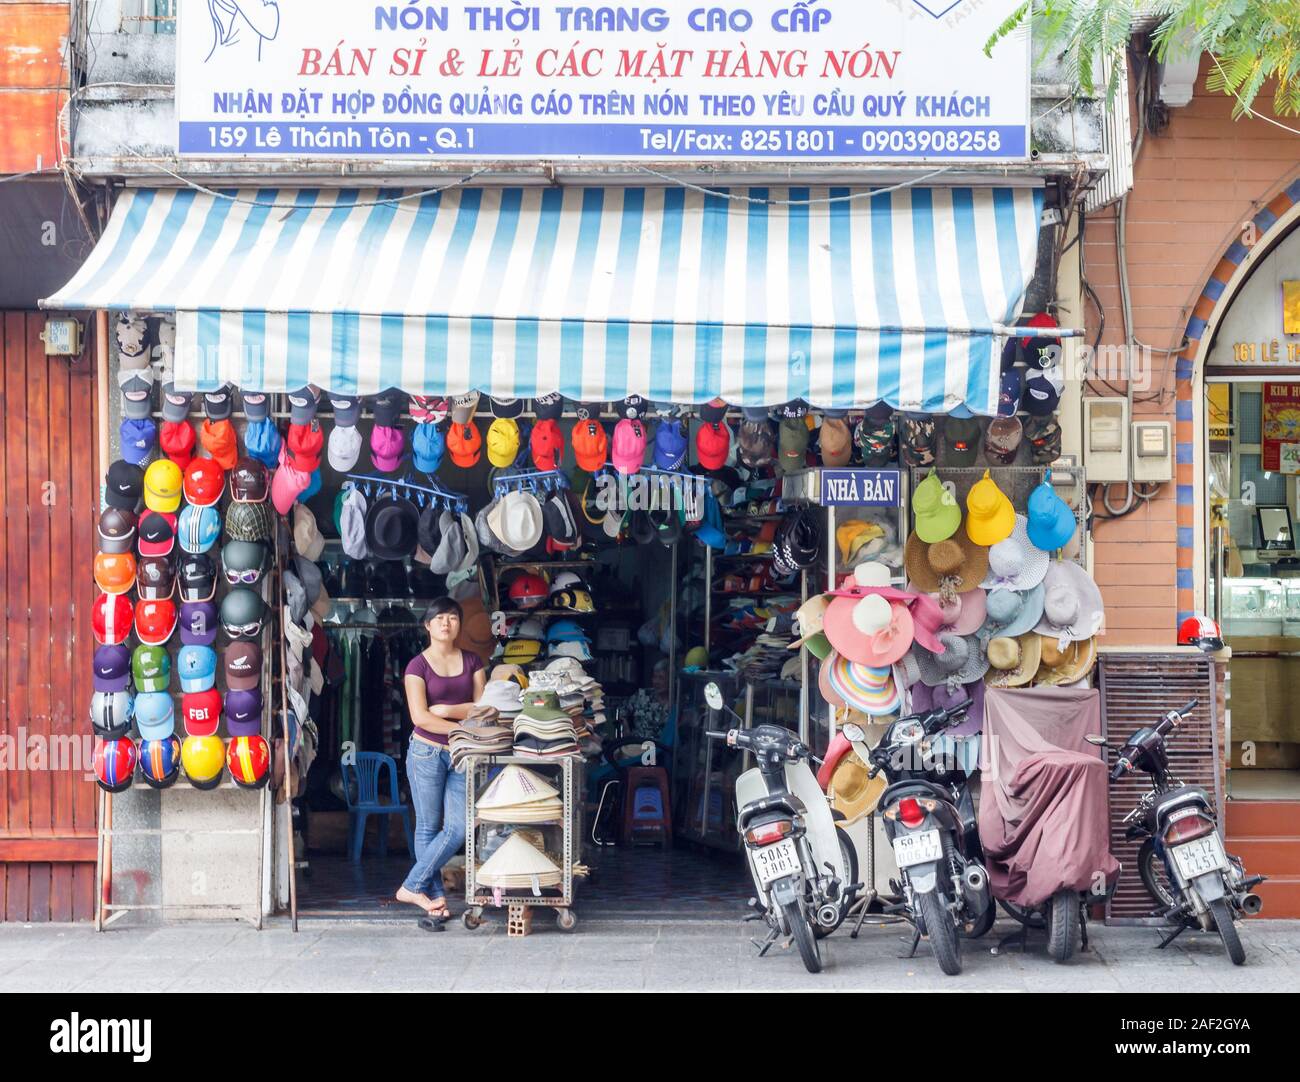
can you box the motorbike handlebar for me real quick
[705,730,730,743]
[1110,756,1131,782]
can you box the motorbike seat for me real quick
[1152,786,1212,819]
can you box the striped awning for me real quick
[46,184,1043,413]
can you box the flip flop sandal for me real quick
[418,914,448,932]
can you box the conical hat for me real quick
[477,833,561,887]
[477,765,559,809]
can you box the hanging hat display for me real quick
[1035,634,1098,686]
[1034,561,1105,647]
[911,471,960,544]
[984,633,1042,688]
[911,631,989,690]
[980,515,1050,593]
[1026,480,1078,553]
[965,469,1015,547]
[904,525,989,599]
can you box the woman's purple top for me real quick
[404,650,483,746]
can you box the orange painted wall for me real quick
[0,2,70,173]
[1084,55,1300,647]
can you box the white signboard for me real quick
[176,1,1031,162]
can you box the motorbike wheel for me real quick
[1047,890,1082,964]
[782,899,823,974]
[916,890,962,976]
[813,827,859,940]
[1136,839,1179,912]
[1208,897,1246,966]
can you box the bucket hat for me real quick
[911,631,989,690]
[980,582,1045,639]
[984,633,1042,688]
[824,593,915,667]
[1026,480,1077,553]
[980,515,1050,592]
[904,525,990,598]
[965,470,1015,547]
[826,655,901,716]
[912,471,961,543]
[365,496,420,560]
[429,510,468,574]
[1034,562,1105,647]
[1036,634,1098,686]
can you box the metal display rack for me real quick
[461,754,582,932]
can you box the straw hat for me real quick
[984,633,1042,688]
[911,631,990,690]
[1036,635,1098,685]
[979,582,1046,640]
[904,524,990,598]
[826,655,901,716]
[825,748,887,823]
[476,833,562,889]
[980,515,1050,592]
[788,594,832,659]
[477,766,563,823]
[824,593,915,667]
[1034,562,1105,647]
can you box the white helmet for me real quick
[549,570,587,597]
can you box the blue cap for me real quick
[177,504,222,554]
[546,619,590,643]
[1027,480,1077,553]
[654,418,687,471]
[413,423,447,473]
[244,417,282,470]
[693,490,727,549]
[298,469,322,503]
[120,418,158,466]
[176,644,218,693]
[135,691,176,741]
[998,370,1022,418]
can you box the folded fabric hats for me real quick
[980,515,1050,592]
[911,631,990,690]
[480,679,524,716]
[1034,561,1105,646]
[984,633,1042,688]
[965,470,1015,547]
[979,582,1046,639]
[1026,480,1077,553]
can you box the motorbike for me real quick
[703,682,858,974]
[1109,697,1265,965]
[865,699,993,976]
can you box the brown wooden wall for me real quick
[0,310,99,921]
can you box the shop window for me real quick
[1238,391,1263,445]
[120,0,175,33]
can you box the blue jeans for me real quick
[402,740,466,901]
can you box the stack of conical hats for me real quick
[476,833,561,890]
[476,765,563,823]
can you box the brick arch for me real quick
[1175,178,1300,624]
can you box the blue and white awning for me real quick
[45,184,1043,413]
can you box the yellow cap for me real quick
[486,418,521,468]
[144,459,183,513]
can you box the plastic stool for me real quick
[621,766,672,848]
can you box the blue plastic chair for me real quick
[342,753,415,861]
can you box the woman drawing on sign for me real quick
[205,0,280,63]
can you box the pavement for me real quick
[1,914,1298,992]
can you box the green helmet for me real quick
[225,501,275,544]
[132,645,171,693]
[220,587,267,640]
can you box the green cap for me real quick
[912,471,961,544]
[133,645,171,693]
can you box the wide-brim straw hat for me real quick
[1035,634,1098,685]
[904,524,990,599]
[984,632,1042,688]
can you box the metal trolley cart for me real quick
[461,754,582,933]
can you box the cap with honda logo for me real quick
[224,642,263,691]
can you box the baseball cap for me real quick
[1024,415,1062,465]
[118,368,154,420]
[137,511,177,558]
[143,459,183,513]
[530,419,564,471]
[777,417,810,474]
[177,645,218,693]
[286,421,325,473]
[654,418,687,471]
[239,391,270,423]
[93,593,134,645]
[450,392,480,425]
[370,425,405,473]
[532,392,564,421]
[224,688,264,737]
[200,419,240,470]
[98,508,137,555]
[330,424,365,473]
[997,369,1022,418]
[132,644,171,693]
[202,387,234,421]
[699,398,728,423]
[120,418,157,466]
[571,420,608,473]
[612,418,648,475]
[328,394,361,427]
[985,417,1024,466]
[93,644,133,693]
[159,420,196,470]
[224,642,263,691]
[942,416,982,467]
[105,460,144,511]
[160,383,193,424]
[737,419,776,469]
[899,414,937,468]
[486,418,521,469]
[134,691,176,741]
[409,396,448,425]
[244,417,281,470]
[1021,376,1060,416]
[179,600,218,646]
[820,417,852,467]
[696,421,731,471]
[854,408,897,468]
[182,688,223,738]
[447,421,482,469]
[372,388,407,427]
[490,396,524,419]
[287,386,320,425]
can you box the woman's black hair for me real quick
[421,597,464,626]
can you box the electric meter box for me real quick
[1083,397,1130,482]
[1132,421,1173,483]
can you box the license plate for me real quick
[752,838,801,888]
[1171,833,1228,880]
[893,828,943,868]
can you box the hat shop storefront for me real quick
[49,176,1110,933]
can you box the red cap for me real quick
[93,593,134,645]
[696,421,731,470]
[286,422,324,473]
[1018,312,1060,348]
[159,421,196,470]
[530,419,565,471]
[200,419,240,470]
[183,458,226,507]
[182,687,223,737]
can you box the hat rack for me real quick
[491,468,571,500]
[343,473,470,515]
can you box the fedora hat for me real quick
[488,490,544,552]
[911,631,989,690]
[984,633,1042,688]
[1036,634,1097,685]
[981,515,1050,593]
[980,582,1045,639]
[824,593,915,667]
[904,524,990,598]
[826,655,901,716]
[1034,561,1105,647]
[965,469,1016,547]
[364,495,419,560]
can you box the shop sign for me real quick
[1262,383,1300,472]
[175,2,1031,162]
[820,469,900,506]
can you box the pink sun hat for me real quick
[823,592,915,667]
[910,584,987,636]
[819,651,846,707]
[828,560,913,602]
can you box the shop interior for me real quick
[1207,381,1300,800]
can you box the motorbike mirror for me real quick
[1084,735,1107,746]
[842,722,866,743]
[703,683,724,711]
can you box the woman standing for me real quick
[397,597,486,919]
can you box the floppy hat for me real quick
[917,586,987,636]
[1027,480,1077,553]
[984,633,1042,688]
[912,471,960,543]
[980,582,1045,639]
[828,560,912,602]
[911,631,990,690]
[904,526,990,597]
[825,746,888,822]
[824,593,915,666]
[980,515,1050,592]
[1034,561,1105,646]
[1036,634,1098,686]
[826,655,901,716]
[818,651,846,708]
[965,470,1015,547]
[788,594,832,659]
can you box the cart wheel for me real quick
[556,908,578,932]
[462,908,483,931]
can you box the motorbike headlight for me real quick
[890,720,924,746]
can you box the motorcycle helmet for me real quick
[134,598,178,647]
[221,587,268,640]
[181,734,226,791]
[94,552,137,596]
[178,554,218,603]
[98,508,138,555]
[229,457,271,504]
[225,500,275,544]
[93,593,134,645]
[177,504,222,555]
[222,540,269,587]
[227,735,271,790]
[139,736,182,790]
[134,555,175,601]
[143,459,183,514]
[1178,613,1224,652]
[182,458,225,508]
[94,736,138,793]
[507,572,549,610]
[90,690,135,740]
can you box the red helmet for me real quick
[135,598,178,647]
[93,593,135,645]
[227,735,271,790]
[1178,614,1223,652]
[183,458,226,508]
[94,736,138,793]
[507,572,549,610]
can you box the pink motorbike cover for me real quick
[978,687,1120,908]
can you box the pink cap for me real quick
[271,449,310,516]
[611,418,647,475]
[370,425,405,472]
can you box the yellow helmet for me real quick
[181,734,225,791]
[144,459,184,514]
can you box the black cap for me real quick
[533,392,564,421]
[202,386,234,422]
[489,397,524,419]
[1021,376,1061,416]
[372,388,407,427]
[105,460,144,511]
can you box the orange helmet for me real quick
[94,552,137,595]
[226,735,271,790]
